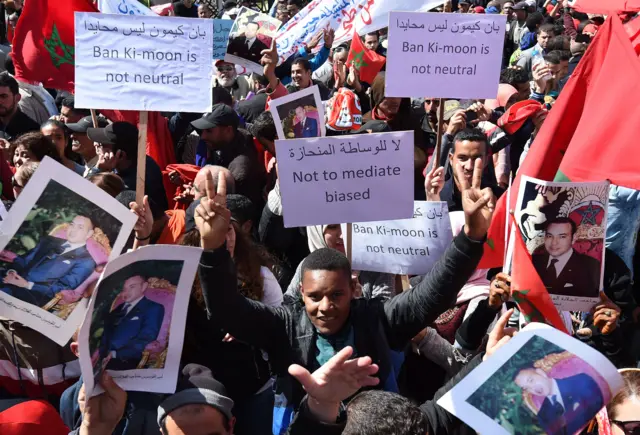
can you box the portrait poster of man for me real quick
[78,245,201,396]
[269,85,325,140]
[225,6,281,75]
[437,323,623,435]
[0,158,136,346]
[514,176,609,311]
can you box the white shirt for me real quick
[547,248,573,277]
[121,295,145,316]
[83,155,100,178]
[61,241,87,255]
[548,379,565,410]
[260,267,283,307]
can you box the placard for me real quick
[437,323,623,435]
[514,177,609,311]
[345,202,453,275]
[212,19,233,60]
[75,13,214,112]
[275,131,414,228]
[385,12,506,99]
[269,86,325,140]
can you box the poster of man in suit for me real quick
[79,247,202,396]
[0,158,135,346]
[269,85,325,140]
[225,6,281,75]
[514,176,609,311]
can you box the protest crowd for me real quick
[0,0,639,434]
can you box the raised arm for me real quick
[196,171,288,351]
[383,159,495,348]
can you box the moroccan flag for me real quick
[12,0,98,91]
[346,31,386,84]
[569,0,640,14]
[511,217,569,333]
[101,110,177,175]
[478,15,640,269]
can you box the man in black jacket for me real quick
[195,162,495,421]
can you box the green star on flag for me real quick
[351,49,369,70]
[44,24,75,68]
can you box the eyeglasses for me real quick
[217,66,234,72]
[612,420,640,435]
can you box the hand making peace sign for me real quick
[195,171,231,250]
[456,158,496,241]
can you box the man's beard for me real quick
[218,76,236,88]
[0,103,16,117]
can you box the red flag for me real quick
[478,15,640,269]
[346,32,386,84]
[511,217,569,333]
[569,0,640,14]
[12,0,98,91]
[100,110,176,174]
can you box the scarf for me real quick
[306,225,329,252]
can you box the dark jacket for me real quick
[198,231,485,412]
[286,353,484,435]
[0,108,40,140]
[531,251,600,297]
[440,174,504,213]
[286,80,331,101]
[116,155,169,211]
[227,35,269,66]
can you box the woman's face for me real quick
[13,145,34,169]
[226,223,237,258]
[611,399,640,435]
[324,224,345,254]
[41,124,67,155]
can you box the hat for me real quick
[513,1,527,10]
[66,116,108,133]
[458,0,470,4]
[486,5,499,13]
[497,100,543,135]
[87,121,138,146]
[525,0,536,6]
[157,364,234,426]
[191,104,239,130]
[474,6,485,13]
[443,99,473,121]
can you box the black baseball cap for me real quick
[191,104,239,130]
[66,115,108,133]
[513,2,528,10]
[87,121,138,146]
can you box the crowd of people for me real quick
[0,0,638,434]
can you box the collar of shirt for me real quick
[62,241,86,254]
[246,37,256,47]
[124,295,145,314]
[548,248,573,275]
[549,379,565,410]
[83,156,99,177]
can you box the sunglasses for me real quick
[217,66,234,72]
[612,420,640,435]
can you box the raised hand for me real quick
[261,38,279,89]
[592,291,621,335]
[488,273,511,309]
[457,158,495,241]
[78,372,127,435]
[195,171,231,250]
[424,165,445,201]
[323,28,335,48]
[129,195,153,241]
[484,308,516,360]
[306,31,323,51]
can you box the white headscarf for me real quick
[307,225,329,252]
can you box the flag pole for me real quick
[346,222,353,264]
[136,111,148,206]
[433,99,445,166]
[90,109,99,128]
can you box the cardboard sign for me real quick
[275,131,414,228]
[212,19,233,60]
[385,12,506,99]
[345,202,453,275]
[75,13,213,112]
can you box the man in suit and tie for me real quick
[514,366,604,435]
[0,215,97,307]
[532,217,600,297]
[100,274,164,370]
[227,21,268,66]
[292,105,319,138]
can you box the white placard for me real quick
[97,0,157,16]
[75,12,214,112]
[437,323,623,435]
[345,202,452,275]
[0,158,136,346]
[269,86,325,140]
[275,131,414,228]
[79,245,202,396]
[385,12,506,99]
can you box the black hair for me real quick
[0,72,19,95]
[291,58,312,72]
[333,45,348,55]
[252,111,277,141]
[512,364,536,382]
[227,194,255,225]
[525,12,544,32]
[543,50,562,65]
[4,53,14,75]
[538,23,556,36]
[301,248,351,281]
[12,132,62,164]
[41,119,71,140]
[546,35,569,51]
[286,0,303,7]
[577,20,593,34]
[543,216,577,236]
[500,67,529,86]
[61,96,91,117]
[451,128,489,154]
[212,87,233,107]
[245,21,260,29]
[343,391,429,435]
[365,31,380,40]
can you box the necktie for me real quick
[550,395,564,416]
[546,258,559,281]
